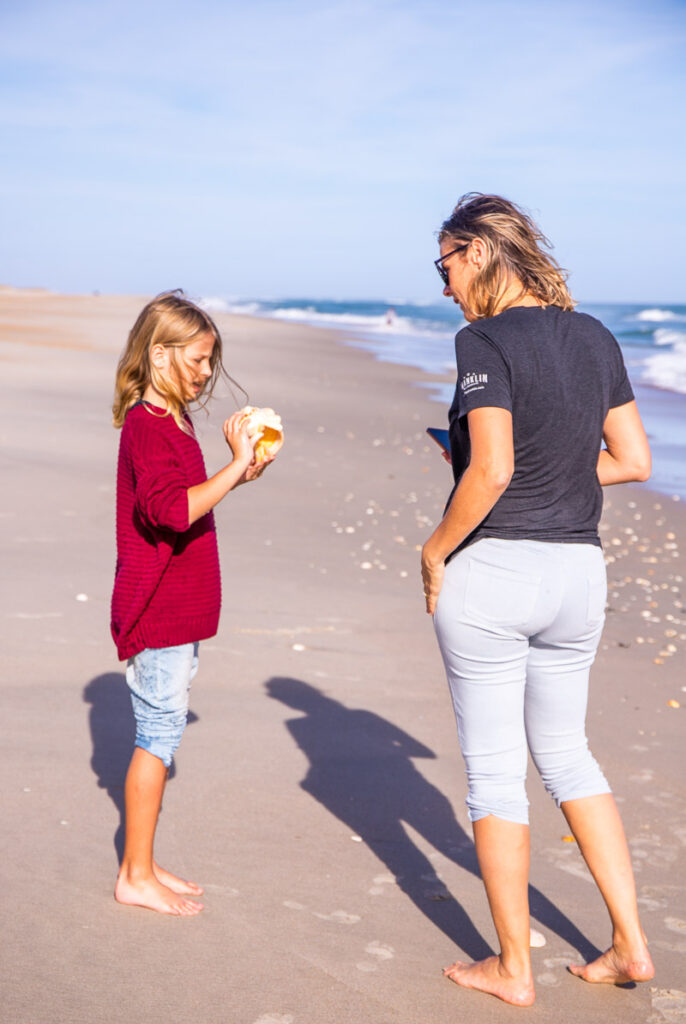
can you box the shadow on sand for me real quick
[83,672,197,863]
[266,676,601,962]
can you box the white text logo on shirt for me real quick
[461,372,488,394]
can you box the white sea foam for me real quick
[265,305,453,339]
[268,305,399,331]
[635,308,684,322]
[654,327,686,346]
[199,296,262,315]
[643,333,686,395]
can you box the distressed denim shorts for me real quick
[125,642,199,767]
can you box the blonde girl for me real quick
[111,291,270,915]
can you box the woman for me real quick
[422,194,654,1007]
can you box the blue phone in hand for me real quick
[426,427,450,455]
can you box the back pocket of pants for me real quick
[464,557,540,627]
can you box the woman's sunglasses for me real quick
[434,242,470,287]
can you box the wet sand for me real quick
[1,288,684,1024]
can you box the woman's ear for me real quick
[471,237,487,269]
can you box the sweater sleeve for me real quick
[126,415,190,533]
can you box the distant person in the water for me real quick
[385,307,396,326]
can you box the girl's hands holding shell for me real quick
[238,406,284,463]
[222,408,280,484]
[223,411,257,476]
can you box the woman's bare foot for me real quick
[569,942,654,985]
[114,872,204,915]
[153,862,204,896]
[443,955,535,1007]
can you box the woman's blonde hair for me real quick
[113,290,232,430]
[438,193,575,318]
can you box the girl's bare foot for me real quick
[114,872,204,915]
[569,942,654,985]
[153,862,204,896]
[443,955,535,1006]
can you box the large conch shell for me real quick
[239,405,284,463]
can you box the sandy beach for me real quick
[1,288,684,1024]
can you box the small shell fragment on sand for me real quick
[75,593,88,602]
[529,929,547,948]
[561,835,576,843]
[667,700,681,709]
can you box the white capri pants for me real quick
[433,538,611,825]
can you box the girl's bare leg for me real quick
[444,816,536,1006]
[562,794,653,983]
[114,747,203,915]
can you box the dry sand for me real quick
[0,289,684,1024]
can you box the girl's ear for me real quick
[150,343,169,370]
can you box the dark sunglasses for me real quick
[434,242,470,287]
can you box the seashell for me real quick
[239,406,284,462]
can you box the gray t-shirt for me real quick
[446,305,634,555]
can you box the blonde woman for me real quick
[422,195,653,1005]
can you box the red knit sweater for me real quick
[111,402,221,660]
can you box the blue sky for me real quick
[1,0,685,302]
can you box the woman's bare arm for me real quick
[421,407,514,613]
[597,401,651,486]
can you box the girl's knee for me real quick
[135,708,188,767]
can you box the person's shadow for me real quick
[83,672,197,863]
[266,677,601,962]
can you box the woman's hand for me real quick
[421,538,445,615]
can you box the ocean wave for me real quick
[634,307,685,322]
[265,305,455,338]
[642,335,686,395]
[654,328,686,347]
[198,296,262,315]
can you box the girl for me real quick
[422,195,654,1005]
[111,290,271,915]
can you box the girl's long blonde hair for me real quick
[438,193,575,319]
[113,290,233,431]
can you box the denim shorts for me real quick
[125,642,199,767]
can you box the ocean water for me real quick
[201,295,686,498]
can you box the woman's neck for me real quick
[496,278,544,314]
